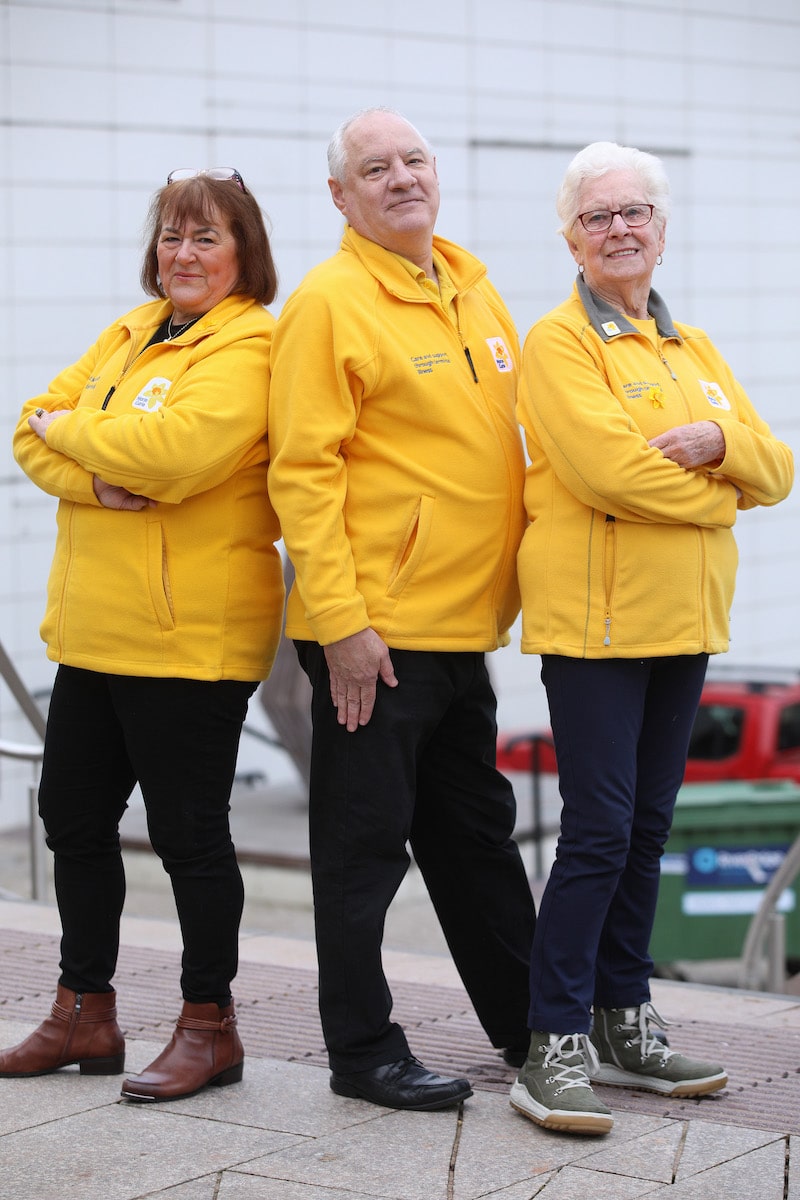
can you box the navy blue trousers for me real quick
[528,653,708,1033]
[38,665,255,1004]
[296,642,536,1073]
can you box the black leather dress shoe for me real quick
[330,1056,473,1111]
[502,1045,528,1069]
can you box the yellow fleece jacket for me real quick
[518,279,793,658]
[13,295,284,681]
[268,225,525,650]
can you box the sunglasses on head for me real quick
[167,168,247,193]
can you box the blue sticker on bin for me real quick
[686,844,788,888]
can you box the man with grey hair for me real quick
[268,107,536,1112]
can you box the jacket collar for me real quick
[576,274,682,343]
[121,293,258,339]
[341,224,486,299]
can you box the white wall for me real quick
[1,0,798,825]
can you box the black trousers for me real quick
[296,642,536,1073]
[38,665,255,1004]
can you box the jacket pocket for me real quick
[146,521,176,630]
[387,495,435,598]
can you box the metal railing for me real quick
[0,738,46,899]
[739,830,800,992]
[0,640,47,900]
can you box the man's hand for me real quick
[324,628,398,731]
[648,420,725,469]
[93,476,155,511]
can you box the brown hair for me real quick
[140,175,278,306]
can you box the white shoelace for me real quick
[543,1033,600,1091]
[620,1002,676,1064]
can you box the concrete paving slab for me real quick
[163,1057,384,1138]
[230,1105,460,1200]
[446,1091,555,1197]
[219,1177,395,1200]
[517,1164,661,1198]
[757,1003,800,1031]
[788,1134,800,1198]
[0,898,61,936]
[0,1024,160,1136]
[651,977,800,1026]
[642,1138,787,1198]
[142,1182,219,1200]
[0,1068,121,1137]
[450,1089,668,1198]
[674,1119,782,1179]
[0,1105,303,1200]
[237,932,318,970]
[462,1178,557,1200]
[0,897,187,954]
[122,1037,177,1073]
[577,1120,685,1183]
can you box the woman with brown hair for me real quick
[4,169,283,1103]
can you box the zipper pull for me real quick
[660,353,677,381]
[464,346,478,383]
[604,616,611,647]
[101,386,116,411]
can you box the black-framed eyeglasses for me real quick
[167,168,247,193]
[577,204,655,233]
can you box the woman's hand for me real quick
[648,420,725,469]
[28,408,70,440]
[93,476,155,511]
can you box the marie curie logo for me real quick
[133,377,171,411]
[688,844,787,887]
[485,338,514,372]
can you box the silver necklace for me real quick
[167,313,200,340]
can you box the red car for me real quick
[496,672,800,784]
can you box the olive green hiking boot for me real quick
[509,1031,613,1135]
[590,1003,727,1097]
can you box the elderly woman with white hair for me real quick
[510,141,793,1136]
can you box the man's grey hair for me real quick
[327,106,434,182]
[556,141,671,236]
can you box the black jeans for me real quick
[296,641,536,1073]
[38,665,255,1004]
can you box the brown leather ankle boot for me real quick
[0,984,125,1077]
[120,1000,243,1102]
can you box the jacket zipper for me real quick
[603,514,616,646]
[451,293,479,383]
[659,350,677,381]
[100,324,176,411]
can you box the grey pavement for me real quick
[2,776,800,1198]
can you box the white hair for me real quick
[326,106,434,182]
[556,141,671,235]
